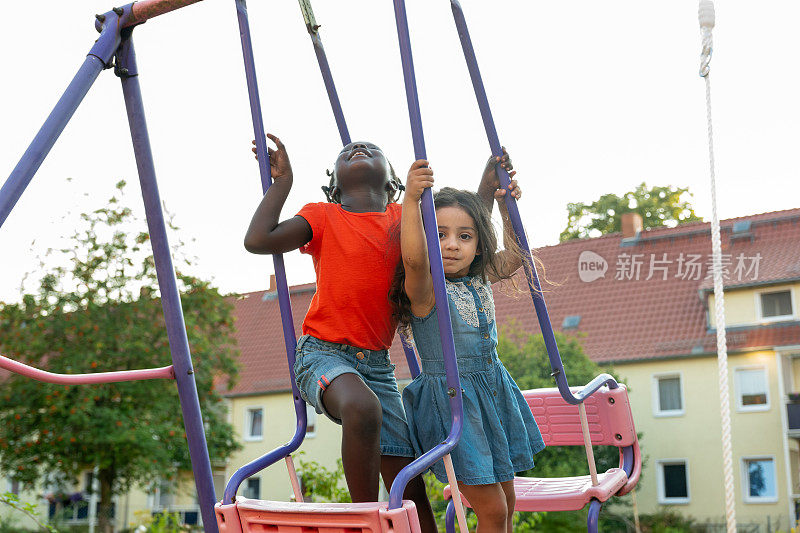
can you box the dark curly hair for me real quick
[389,187,529,330]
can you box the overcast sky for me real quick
[1,1,798,303]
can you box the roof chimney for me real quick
[621,212,643,239]
[268,274,276,292]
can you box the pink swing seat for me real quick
[444,385,641,513]
[216,497,422,533]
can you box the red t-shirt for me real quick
[296,202,401,350]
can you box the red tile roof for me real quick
[494,208,800,364]
[224,208,800,395]
[225,283,416,396]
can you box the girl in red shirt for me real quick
[245,134,512,531]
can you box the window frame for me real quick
[651,372,685,417]
[244,406,265,442]
[656,458,691,505]
[741,456,778,504]
[734,365,770,413]
[243,476,261,500]
[305,403,317,438]
[6,478,19,495]
[755,289,795,322]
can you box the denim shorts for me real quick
[293,334,415,457]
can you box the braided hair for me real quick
[321,162,405,204]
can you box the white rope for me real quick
[698,2,737,531]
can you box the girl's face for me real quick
[333,141,391,193]
[437,206,479,278]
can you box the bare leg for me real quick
[460,482,507,533]
[321,374,382,502]
[381,455,437,533]
[500,480,516,533]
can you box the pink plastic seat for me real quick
[216,497,422,533]
[444,385,641,514]
[445,469,628,512]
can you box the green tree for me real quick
[560,182,702,241]
[294,453,351,503]
[0,182,240,533]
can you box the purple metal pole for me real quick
[222,0,306,505]
[388,0,464,511]
[296,0,422,378]
[0,8,127,229]
[444,500,457,533]
[297,1,350,146]
[115,31,217,533]
[587,499,602,533]
[449,0,616,403]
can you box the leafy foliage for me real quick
[0,491,57,533]
[133,510,197,533]
[0,182,240,531]
[636,507,696,532]
[294,453,351,503]
[560,182,702,241]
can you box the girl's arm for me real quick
[401,160,436,318]
[244,134,313,254]
[477,148,515,213]
[487,185,524,283]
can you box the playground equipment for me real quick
[0,1,658,532]
[217,1,640,532]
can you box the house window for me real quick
[213,470,226,502]
[652,374,683,416]
[306,404,317,437]
[156,479,174,509]
[6,478,19,495]
[84,472,95,497]
[735,367,769,411]
[742,457,777,503]
[245,407,263,440]
[657,460,689,504]
[759,290,793,320]
[243,477,260,500]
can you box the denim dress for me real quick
[402,275,546,485]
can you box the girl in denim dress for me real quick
[393,162,544,533]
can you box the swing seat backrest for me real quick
[444,384,641,513]
[216,498,422,533]
[527,385,636,447]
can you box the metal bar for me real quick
[296,0,350,145]
[443,454,469,533]
[400,336,421,378]
[285,456,304,502]
[116,34,217,533]
[449,0,618,404]
[296,0,422,375]
[388,0,464,511]
[0,10,125,229]
[578,403,599,486]
[223,0,307,505]
[124,0,203,27]
[0,355,174,384]
[444,500,457,533]
[587,499,602,533]
[622,445,634,476]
